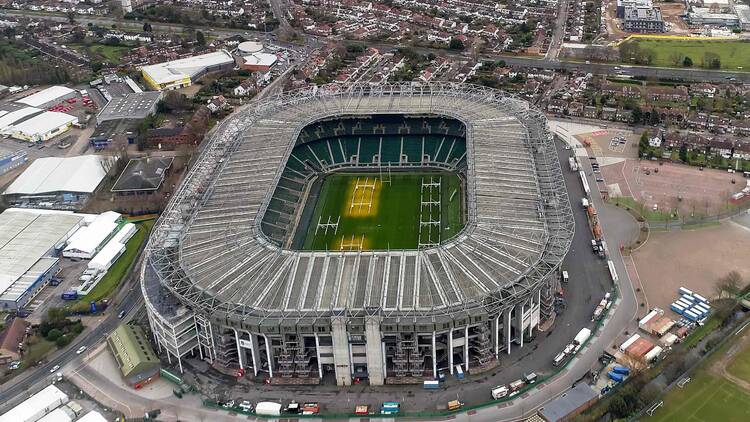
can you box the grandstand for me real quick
[142,83,574,387]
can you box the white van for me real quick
[562,271,569,283]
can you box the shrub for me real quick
[46,328,63,341]
[55,335,71,348]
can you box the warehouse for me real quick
[15,86,76,108]
[241,53,278,72]
[5,111,78,142]
[87,223,137,272]
[62,211,122,259]
[141,50,235,91]
[0,208,84,311]
[96,91,162,123]
[3,155,115,210]
[0,384,69,422]
[0,106,43,132]
[111,157,174,195]
[107,324,161,388]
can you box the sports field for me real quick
[301,172,463,251]
[623,39,750,70]
[649,370,750,421]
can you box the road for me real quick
[546,0,570,61]
[0,256,145,413]
[4,10,750,84]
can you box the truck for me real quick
[581,198,589,208]
[447,400,463,411]
[255,402,282,417]
[561,270,569,284]
[592,298,607,321]
[355,405,370,415]
[579,170,591,195]
[523,373,537,384]
[552,351,567,367]
[61,291,78,300]
[423,380,440,389]
[573,328,592,346]
[381,402,400,415]
[569,157,578,171]
[491,385,509,399]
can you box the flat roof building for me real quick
[0,384,69,422]
[96,91,162,123]
[3,155,115,210]
[111,157,174,194]
[242,53,278,72]
[0,209,84,311]
[107,324,160,388]
[141,50,235,91]
[62,211,122,259]
[624,7,665,32]
[5,111,78,142]
[15,86,76,108]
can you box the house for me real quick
[691,83,718,98]
[0,318,29,364]
[648,136,662,148]
[233,80,255,97]
[568,102,584,117]
[206,95,228,114]
[584,106,598,119]
[617,108,633,122]
[601,107,617,120]
[547,99,567,114]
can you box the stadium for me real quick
[141,83,574,386]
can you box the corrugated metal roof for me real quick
[15,86,75,107]
[3,155,114,195]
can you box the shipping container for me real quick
[681,294,696,303]
[670,303,686,315]
[644,346,663,362]
[607,371,624,382]
[61,291,78,300]
[612,365,630,375]
[255,402,282,417]
[491,385,509,399]
[380,402,400,415]
[574,328,591,345]
[693,294,708,304]
[678,287,693,296]
[619,334,640,352]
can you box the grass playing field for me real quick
[649,370,750,421]
[301,171,463,251]
[622,39,750,70]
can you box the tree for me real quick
[196,30,206,47]
[639,131,650,156]
[449,38,465,50]
[679,143,688,162]
[55,335,71,348]
[715,270,743,299]
[608,396,630,418]
[46,329,63,341]
[703,52,721,69]
[143,22,153,32]
[683,56,693,67]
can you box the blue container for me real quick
[612,365,630,376]
[608,371,624,382]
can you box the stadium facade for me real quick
[141,83,574,386]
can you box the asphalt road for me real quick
[0,258,144,413]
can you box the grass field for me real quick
[623,39,750,70]
[728,339,750,383]
[302,172,463,251]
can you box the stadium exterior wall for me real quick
[141,83,574,385]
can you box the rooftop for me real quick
[107,324,160,379]
[3,155,114,196]
[97,91,162,122]
[243,53,278,68]
[141,50,234,85]
[111,157,174,192]
[15,86,75,108]
[538,383,598,422]
[8,111,77,138]
[0,384,68,422]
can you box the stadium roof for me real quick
[145,83,573,320]
[0,209,83,299]
[107,324,160,379]
[16,86,75,108]
[4,155,113,196]
[111,157,174,192]
[97,91,162,122]
[8,111,77,138]
[141,50,234,85]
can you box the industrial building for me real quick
[623,7,665,32]
[87,222,137,272]
[0,150,28,177]
[5,111,78,142]
[15,86,76,108]
[242,53,278,72]
[88,119,140,150]
[688,7,740,26]
[3,155,115,210]
[0,209,84,311]
[142,83,573,384]
[141,50,235,91]
[537,383,599,421]
[107,324,161,388]
[96,91,162,123]
[616,0,652,18]
[111,157,174,195]
[0,384,69,422]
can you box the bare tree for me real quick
[714,270,743,299]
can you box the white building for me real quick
[0,384,69,422]
[87,223,136,271]
[63,211,122,259]
[3,155,115,209]
[141,50,235,91]
[5,111,77,142]
[15,86,76,108]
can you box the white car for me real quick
[50,365,60,373]
[76,346,87,354]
